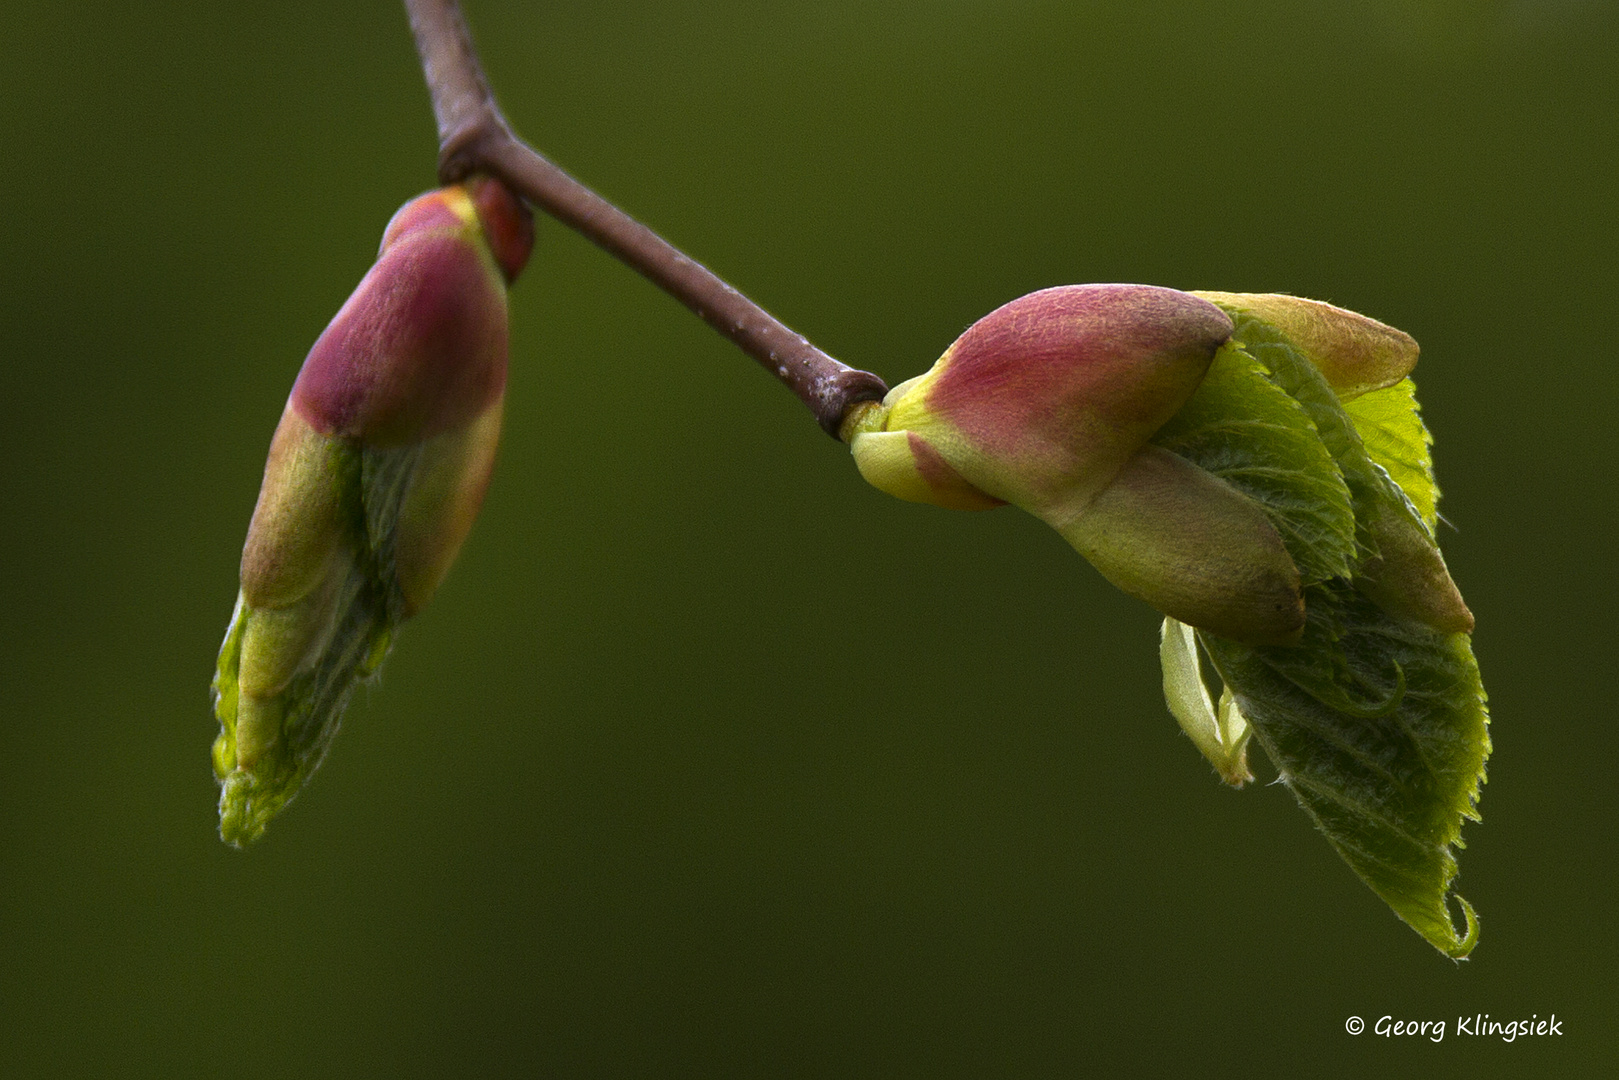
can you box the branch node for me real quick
[818,370,889,438]
[437,114,512,186]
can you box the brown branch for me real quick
[404,0,888,438]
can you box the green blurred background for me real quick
[3,0,1615,1075]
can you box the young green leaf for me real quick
[1198,590,1488,958]
[1222,313,1402,535]
[1160,306,1490,957]
[1153,342,1356,586]
[1344,378,1439,532]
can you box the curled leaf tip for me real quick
[1444,894,1481,960]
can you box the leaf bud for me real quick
[213,178,533,845]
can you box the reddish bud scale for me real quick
[905,285,1233,519]
[908,432,1005,508]
[930,285,1232,465]
[467,177,536,284]
[291,233,508,446]
[291,181,530,448]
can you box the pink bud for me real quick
[290,182,525,447]
[910,284,1233,515]
[216,179,533,844]
[852,284,1307,644]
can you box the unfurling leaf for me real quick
[1162,301,1489,957]
[1152,341,1356,587]
[1345,377,1439,532]
[1198,590,1487,957]
[850,284,1489,953]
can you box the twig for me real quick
[404,0,888,438]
